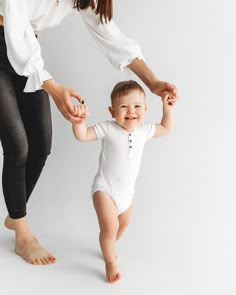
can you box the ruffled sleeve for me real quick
[3,0,52,92]
[80,8,144,74]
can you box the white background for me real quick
[1,0,236,294]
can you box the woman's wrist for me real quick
[42,79,58,96]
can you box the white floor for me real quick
[0,182,236,295]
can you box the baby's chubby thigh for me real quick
[112,192,133,216]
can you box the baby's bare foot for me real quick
[105,261,121,283]
[15,238,56,265]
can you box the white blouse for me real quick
[0,0,144,92]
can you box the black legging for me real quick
[0,26,52,219]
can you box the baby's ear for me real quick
[108,106,115,118]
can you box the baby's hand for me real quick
[162,92,178,107]
[73,103,89,122]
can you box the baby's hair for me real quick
[110,80,145,104]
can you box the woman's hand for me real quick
[42,80,84,123]
[151,80,178,100]
[128,59,178,100]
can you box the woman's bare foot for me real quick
[15,238,56,265]
[4,216,56,265]
[105,261,121,283]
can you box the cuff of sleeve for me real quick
[23,69,52,93]
[93,124,102,139]
[116,56,145,75]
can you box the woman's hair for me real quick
[111,80,145,103]
[73,0,113,22]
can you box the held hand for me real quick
[43,80,84,123]
[73,104,89,123]
[162,91,178,107]
[151,80,178,100]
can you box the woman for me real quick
[0,0,177,265]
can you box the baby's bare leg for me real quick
[93,191,121,283]
[116,200,134,241]
[4,216,56,265]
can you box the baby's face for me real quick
[109,90,147,132]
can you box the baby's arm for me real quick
[72,105,97,142]
[153,93,177,138]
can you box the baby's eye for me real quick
[120,105,127,108]
[135,105,141,108]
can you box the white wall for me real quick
[1,1,236,294]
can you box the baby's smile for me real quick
[125,116,138,120]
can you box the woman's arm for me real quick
[4,0,52,92]
[79,8,144,73]
[128,59,178,99]
[3,1,83,123]
[80,8,178,99]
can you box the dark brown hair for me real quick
[111,80,145,103]
[73,0,113,22]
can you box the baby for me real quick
[72,80,177,283]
